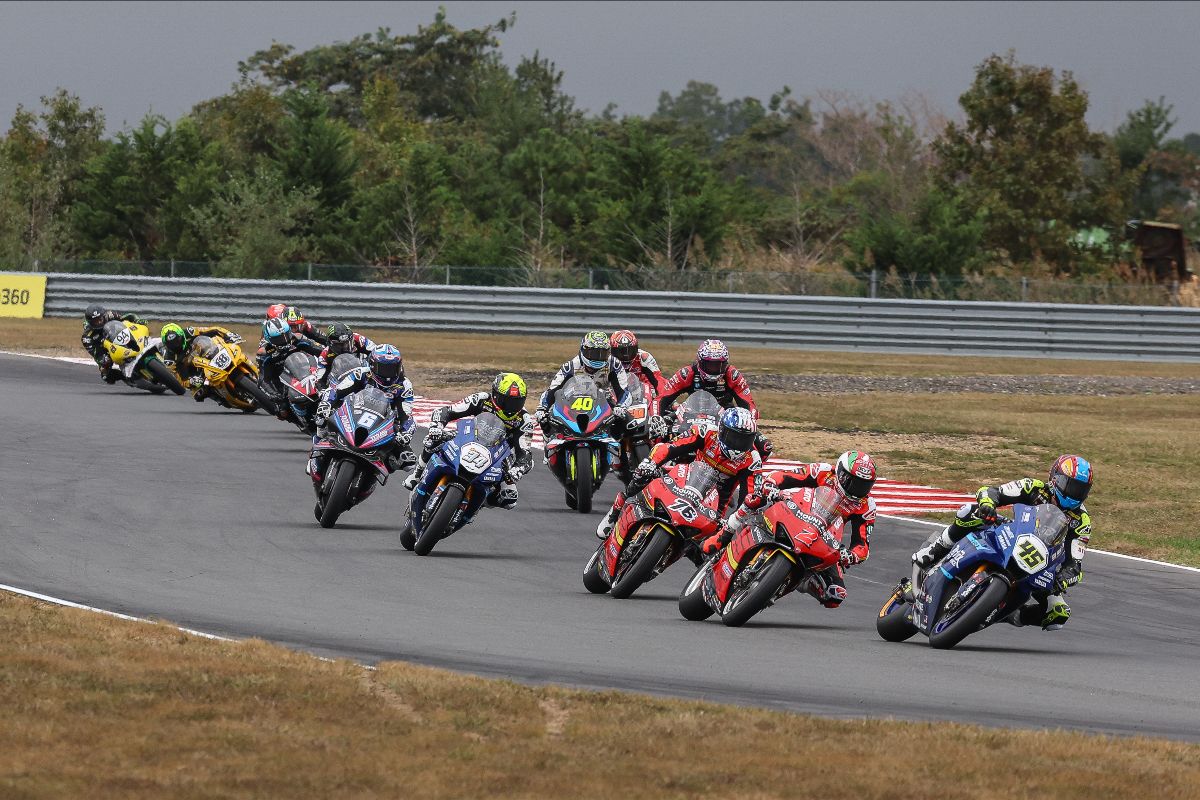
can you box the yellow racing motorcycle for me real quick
[183,334,277,413]
[100,320,186,395]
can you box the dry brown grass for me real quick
[6,316,1200,379]
[2,592,1198,800]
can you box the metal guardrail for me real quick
[32,272,1200,362]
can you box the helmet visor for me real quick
[719,426,755,454]
[493,390,525,417]
[1052,472,1091,504]
[372,360,402,386]
[612,342,637,364]
[838,470,875,501]
[581,345,609,369]
[698,357,727,378]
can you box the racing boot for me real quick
[403,453,428,490]
[1040,595,1071,631]
[912,527,956,568]
[596,503,621,540]
[801,574,847,608]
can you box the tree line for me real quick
[1,9,1197,286]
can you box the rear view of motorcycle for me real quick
[543,375,620,513]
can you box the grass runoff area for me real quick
[7,316,1199,567]
[4,318,1200,794]
[2,591,1199,799]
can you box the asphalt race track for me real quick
[4,353,1199,741]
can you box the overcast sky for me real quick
[2,1,1197,136]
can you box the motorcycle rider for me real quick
[610,329,669,443]
[308,344,416,487]
[282,305,329,345]
[404,372,536,518]
[595,406,763,542]
[159,322,245,402]
[911,454,1094,631]
[80,304,148,383]
[535,331,630,431]
[258,317,326,423]
[316,322,376,389]
[657,339,772,458]
[709,451,879,609]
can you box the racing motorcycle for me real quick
[324,352,368,387]
[185,335,276,413]
[100,319,185,395]
[582,461,723,599]
[875,503,1070,650]
[544,375,620,514]
[677,484,846,627]
[613,374,660,485]
[272,351,322,433]
[399,412,512,556]
[667,389,722,439]
[311,385,399,528]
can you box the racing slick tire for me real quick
[414,483,465,556]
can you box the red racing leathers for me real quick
[658,362,757,418]
[723,463,877,608]
[623,348,666,395]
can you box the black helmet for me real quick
[326,322,353,354]
[85,304,114,330]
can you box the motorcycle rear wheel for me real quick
[414,483,465,556]
[609,526,671,599]
[398,520,416,551]
[145,358,185,395]
[582,546,610,594]
[876,589,919,642]
[678,564,716,621]
[319,461,356,529]
[721,554,792,628]
[574,450,593,514]
[928,576,1008,650]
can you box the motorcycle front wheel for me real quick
[574,449,593,514]
[234,372,276,414]
[928,575,1008,650]
[319,460,357,529]
[145,358,185,395]
[414,483,465,556]
[721,553,792,628]
[609,525,672,599]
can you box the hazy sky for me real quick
[2,1,1197,135]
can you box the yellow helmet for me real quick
[491,372,527,420]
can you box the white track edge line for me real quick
[9,349,1200,576]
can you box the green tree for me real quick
[934,53,1116,267]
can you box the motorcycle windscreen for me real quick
[102,320,138,351]
[473,412,506,448]
[1032,503,1070,548]
[680,390,721,423]
[283,351,318,379]
[806,485,847,543]
[330,353,364,383]
[346,386,396,447]
[556,375,610,432]
[192,336,220,359]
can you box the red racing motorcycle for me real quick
[582,461,724,599]
[677,484,846,626]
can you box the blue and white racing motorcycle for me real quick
[399,412,513,556]
[310,384,399,529]
[876,503,1069,649]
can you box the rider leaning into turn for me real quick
[308,344,416,482]
[595,406,763,541]
[912,454,1094,630]
[404,372,536,514]
[535,331,630,430]
[316,322,376,389]
[657,339,773,458]
[713,451,879,609]
[159,323,244,401]
[80,304,147,383]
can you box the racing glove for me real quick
[646,414,667,441]
[225,332,243,344]
[423,425,453,449]
[973,496,999,523]
[494,483,518,509]
[1055,563,1083,593]
[632,459,662,484]
[534,407,550,428]
[838,548,861,568]
[314,400,333,426]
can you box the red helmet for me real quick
[284,306,306,333]
[835,451,876,502]
[610,330,639,366]
[265,303,288,320]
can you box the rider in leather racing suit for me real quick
[316,322,376,390]
[307,344,416,487]
[257,317,326,416]
[405,373,535,521]
[159,323,244,401]
[595,407,763,544]
[911,455,1094,630]
[657,338,773,458]
[80,304,147,383]
[535,331,630,430]
[712,452,879,608]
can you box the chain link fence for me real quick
[14,258,1192,307]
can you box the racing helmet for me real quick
[579,330,611,372]
[262,317,293,347]
[160,323,190,359]
[491,372,527,421]
[1049,455,1092,510]
[326,322,353,354]
[835,451,877,502]
[84,303,115,330]
[368,344,404,388]
[610,329,639,367]
[716,407,757,459]
[696,339,729,381]
[284,305,306,333]
[265,303,288,320]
